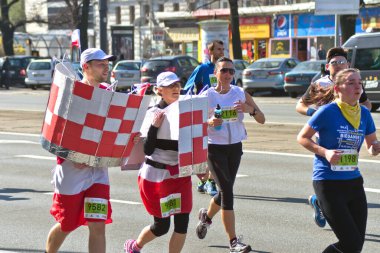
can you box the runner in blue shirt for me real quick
[297,68,380,253]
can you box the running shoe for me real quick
[204,180,218,196]
[197,181,206,193]
[230,236,252,253]
[308,194,326,228]
[124,239,140,253]
[196,208,212,239]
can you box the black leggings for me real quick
[208,142,243,210]
[150,213,190,236]
[313,177,367,253]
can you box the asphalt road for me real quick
[1,88,380,252]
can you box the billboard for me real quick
[315,0,359,15]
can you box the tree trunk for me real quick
[1,0,15,55]
[340,15,357,45]
[228,0,242,59]
[78,0,89,51]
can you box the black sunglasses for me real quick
[219,68,235,75]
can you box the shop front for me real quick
[239,16,270,62]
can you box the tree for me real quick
[0,0,45,55]
[228,0,242,59]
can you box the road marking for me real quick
[0,140,39,144]
[15,155,55,160]
[244,150,380,164]
[0,131,39,137]
[43,192,141,205]
[236,174,248,178]
[364,188,380,193]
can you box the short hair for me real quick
[215,57,233,71]
[207,40,224,52]
[326,47,347,63]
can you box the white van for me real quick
[25,59,54,90]
[342,32,380,111]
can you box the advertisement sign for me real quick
[198,20,230,63]
[291,13,335,37]
[274,14,290,38]
[111,26,134,60]
[315,0,359,15]
[356,7,380,33]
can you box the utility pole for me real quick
[99,0,108,53]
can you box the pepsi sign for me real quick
[274,14,290,38]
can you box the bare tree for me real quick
[0,0,46,55]
[228,0,242,59]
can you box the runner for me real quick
[184,40,225,196]
[295,47,371,228]
[196,57,265,253]
[45,48,116,253]
[297,68,380,252]
[124,72,192,253]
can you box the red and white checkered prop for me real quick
[41,63,151,167]
[178,96,208,177]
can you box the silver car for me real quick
[110,60,142,92]
[242,57,299,95]
[232,59,249,87]
[25,59,54,90]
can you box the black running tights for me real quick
[313,177,367,253]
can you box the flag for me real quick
[71,29,81,49]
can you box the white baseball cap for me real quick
[156,71,180,87]
[80,48,116,67]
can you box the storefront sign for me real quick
[356,7,380,33]
[274,14,290,38]
[239,24,270,39]
[291,13,335,37]
[168,27,199,42]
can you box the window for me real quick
[173,3,179,11]
[158,4,164,12]
[354,48,380,70]
[144,4,150,17]
[129,6,135,24]
[115,6,121,24]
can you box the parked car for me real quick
[110,60,142,92]
[342,32,380,112]
[140,55,200,88]
[242,57,299,95]
[233,59,249,87]
[25,59,54,90]
[0,56,38,89]
[283,60,326,98]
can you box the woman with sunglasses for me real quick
[297,68,380,253]
[196,57,265,253]
[124,72,192,253]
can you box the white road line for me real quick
[0,140,39,144]
[0,131,39,137]
[244,150,380,164]
[43,192,141,205]
[236,174,248,178]
[15,155,55,160]
[364,188,380,194]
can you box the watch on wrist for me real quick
[249,108,257,116]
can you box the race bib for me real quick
[160,193,181,218]
[84,197,108,220]
[209,74,217,87]
[221,106,238,122]
[331,149,358,171]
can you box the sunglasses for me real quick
[329,60,347,66]
[219,68,235,75]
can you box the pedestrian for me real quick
[297,68,380,253]
[45,48,116,253]
[196,57,265,253]
[295,47,372,228]
[183,40,225,196]
[124,72,192,253]
[317,44,326,60]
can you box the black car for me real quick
[140,55,200,88]
[0,56,38,89]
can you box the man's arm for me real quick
[359,87,372,111]
[296,84,316,116]
[184,65,203,94]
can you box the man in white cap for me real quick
[45,48,115,253]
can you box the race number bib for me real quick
[84,197,108,220]
[221,106,238,122]
[160,193,181,218]
[331,149,358,171]
[209,74,217,87]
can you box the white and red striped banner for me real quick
[41,63,151,167]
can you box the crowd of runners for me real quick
[43,44,379,253]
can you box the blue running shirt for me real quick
[308,102,376,180]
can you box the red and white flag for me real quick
[71,29,81,49]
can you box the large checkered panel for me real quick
[178,96,208,177]
[41,62,151,167]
